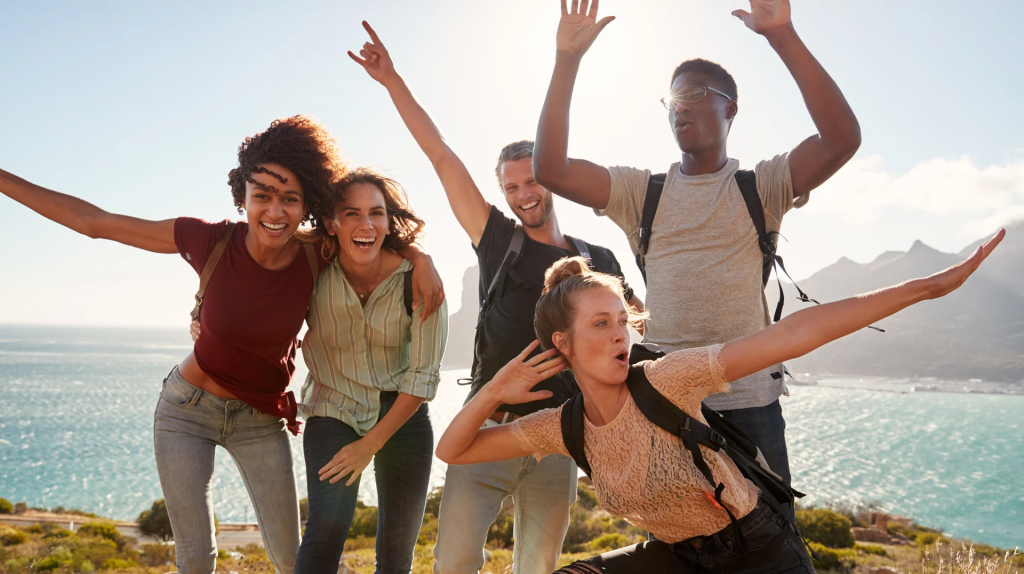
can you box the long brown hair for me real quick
[534,257,647,358]
[311,167,425,261]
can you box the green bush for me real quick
[141,542,175,567]
[576,482,599,510]
[36,548,75,571]
[13,502,27,514]
[914,531,949,546]
[350,501,379,538]
[808,541,857,571]
[0,526,28,546]
[137,499,173,541]
[77,522,125,546]
[856,543,888,557]
[486,504,514,549]
[424,486,444,518]
[42,526,73,540]
[80,560,96,573]
[73,539,119,569]
[101,557,138,570]
[796,508,855,549]
[0,499,13,514]
[299,497,309,522]
[589,533,629,551]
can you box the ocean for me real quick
[0,325,1020,548]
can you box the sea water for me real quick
[0,325,1020,548]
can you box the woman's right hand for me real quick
[556,0,615,58]
[922,229,1004,300]
[486,341,565,406]
[190,320,201,342]
[348,21,398,86]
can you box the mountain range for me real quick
[442,221,1024,383]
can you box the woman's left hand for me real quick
[319,437,381,486]
[411,253,445,320]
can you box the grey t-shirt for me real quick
[599,154,807,410]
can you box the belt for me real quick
[488,410,522,425]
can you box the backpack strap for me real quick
[190,222,236,322]
[635,173,666,284]
[403,269,415,317]
[567,236,591,261]
[303,243,318,281]
[482,226,527,313]
[559,393,591,478]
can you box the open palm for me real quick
[924,229,1004,300]
[557,0,615,57]
[732,0,792,35]
[490,341,565,406]
[348,21,396,85]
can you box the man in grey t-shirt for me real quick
[532,0,861,490]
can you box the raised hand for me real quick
[732,0,793,36]
[348,21,397,85]
[923,229,1005,300]
[557,0,615,57]
[488,341,565,406]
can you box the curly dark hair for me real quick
[227,115,347,224]
[313,167,426,261]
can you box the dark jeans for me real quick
[295,392,433,574]
[719,399,794,522]
[558,495,814,574]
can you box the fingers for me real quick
[579,0,590,17]
[524,390,555,402]
[571,0,580,15]
[348,51,369,67]
[362,20,383,47]
[516,340,542,361]
[537,361,567,380]
[427,288,445,322]
[979,228,1006,260]
[526,347,561,366]
[731,9,753,26]
[561,0,568,15]
[588,0,600,18]
[595,15,615,33]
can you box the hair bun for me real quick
[543,256,592,294]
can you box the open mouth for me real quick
[260,222,288,235]
[519,200,541,214]
[675,121,691,131]
[352,236,377,250]
[614,351,628,365]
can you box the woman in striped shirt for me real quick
[296,167,448,574]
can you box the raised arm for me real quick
[436,341,565,465]
[0,168,176,253]
[733,0,861,197]
[349,21,491,246]
[532,0,616,210]
[719,230,1005,382]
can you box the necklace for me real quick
[354,256,384,301]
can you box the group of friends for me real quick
[0,1,1004,574]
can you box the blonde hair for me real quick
[533,256,647,357]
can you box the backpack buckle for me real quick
[708,430,727,449]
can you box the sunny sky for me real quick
[2,0,1023,326]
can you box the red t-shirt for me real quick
[174,218,326,434]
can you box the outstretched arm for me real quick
[436,341,565,464]
[733,0,861,197]
[0,168,177,253]
[532,0,616,210]
[719,230,1005,382]
[349,21,491,246]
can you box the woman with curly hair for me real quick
[0,116,443,574]
[292,167,448,574]
[437,230,1003,574]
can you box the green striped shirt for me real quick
[299,258,448,435]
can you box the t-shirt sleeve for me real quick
[754,152,805,233]
[174,217,231,275]
[473,205,519,270]
[595,166,651,251]
[644,345,728,407]
[507,406,569,461]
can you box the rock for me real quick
[870,512,889,532]
[870,568,905,574]
[852,527,892,544]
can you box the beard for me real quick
[519,193,555,229]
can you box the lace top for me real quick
[507,345,759,543]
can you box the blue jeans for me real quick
[296,392,433,574]
[153,368,300,574]
[433,421,577,574]
[718,399,794,522]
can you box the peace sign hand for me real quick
[348,21,397,86]
[557,0,615,57]
[732,0,792,36]
[488,341,566,406]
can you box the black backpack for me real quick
[559,344,805,553]
[468,227,592,384]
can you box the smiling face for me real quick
[243,163,306,250]
[552,287,632,390]
[325,181,390,266]
[499,157,555,229]
[668,71,737,156]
